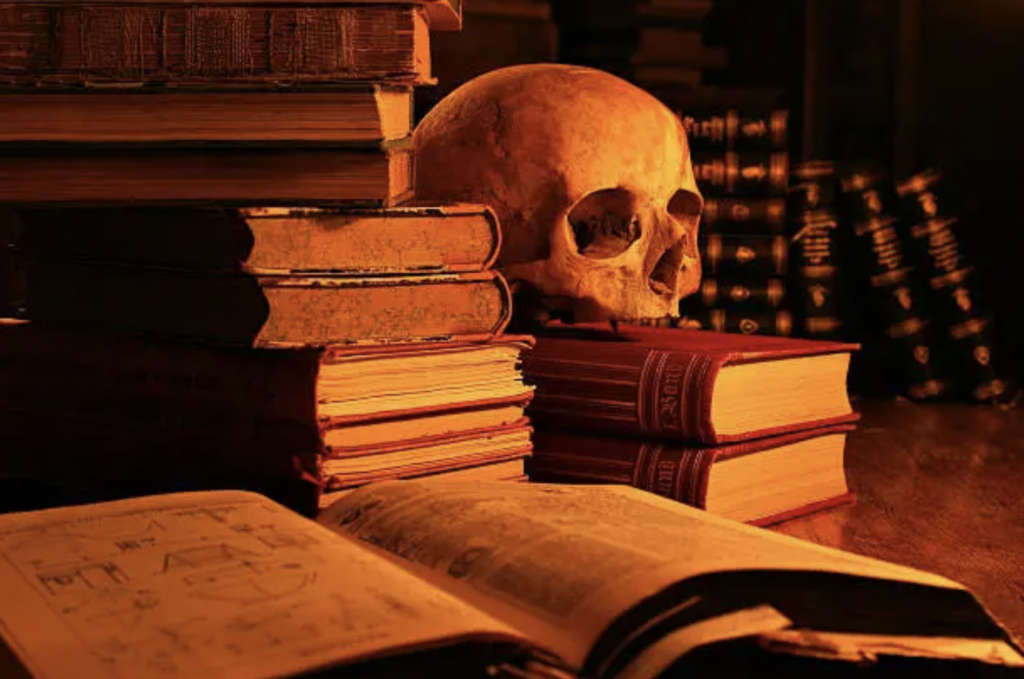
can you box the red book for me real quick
[523,322,859,444]
[528,424,856,526]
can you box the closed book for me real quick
[528,424,855,526]
[704,233,788,276]
[0,143,414,206]
[25,263,513,347]
[789,209,842,338]
[702,197,787,232]
[18,203,501,275]
[523,322,857,445]
[0,5,432,87]
[692,151,790,196]
[0,85,414,145]
[680,109,788,152]
[0,320,534,511]
[680,307,794,337]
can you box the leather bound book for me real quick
[678,307,794,337]
[25,263,513,347]
[789,209,842,339]
[0,142,415,207]
[0,5,434,86]
[700,279,786,309]
[528,423,855,526]
[692,151,790,196]
[524,322,858,445]
[703,233,788,277]
[18,203,501,275]
[0,85,415,145]
[702,197,787,233]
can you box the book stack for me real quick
[0,0,536,516]
[416,0,558,121]
[551,0,724,89]
[521,322,861,526]
[664,89,793,336]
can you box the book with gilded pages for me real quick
[523,323,857,445]
[528,424,855,526]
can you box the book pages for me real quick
[321,480,966,670]
[0,490,522,679]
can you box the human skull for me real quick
[413,64,703,323]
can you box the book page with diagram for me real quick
[0,490,526,679]
[320,480,978,673]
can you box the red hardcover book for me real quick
[528,424,856,526]
[523,322,859,444]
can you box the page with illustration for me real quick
[320,480,1017,677]
[0,490,529,679]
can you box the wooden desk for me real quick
[772,397,1024,641]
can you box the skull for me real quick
[413,64,703,323]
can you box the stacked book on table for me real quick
[0,0,534,516]
[522,322,860,526]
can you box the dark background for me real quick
[420,0,1024,388]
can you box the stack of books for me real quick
[665,88,793,336]
[0,0,535,515]
[521,322,861,526]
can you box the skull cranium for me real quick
[413,64,703,323]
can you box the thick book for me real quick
[0,143,415,207]
[25,263,513,346]
[523,322,857,445]
[18,203,501,275]
[789,209,843,339]
[703,233,788,277]
[702,197,787,232]
[527,423,855,526]
[0,85,414,144]
[0,484,1020,679]
[0,5,432,86]
[0,320,535,510]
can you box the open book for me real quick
[0,481,1020,679]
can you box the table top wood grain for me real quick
[771,397,1024,642]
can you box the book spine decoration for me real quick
[788,160,843,339]
[700,279,785,308]
[691,151,790,196]
[703,234,788,277]
[839,168,947,400]
[702,197,786,234]
[677,308,793,337]
[896,169,1009,402]
[681,109,789,152]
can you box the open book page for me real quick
[320,480,969,672]
[0,490,525,679]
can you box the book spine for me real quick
[700,278,785,308]
[691,151,790,196]
[702,197,786,233]
[896,169,1009,402]
[703,233,788,276]
[680,109,789,151]
[840,168,948,400]
[678,308,793,336]
[0,5,428,85]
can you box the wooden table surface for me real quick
[771,397,1024,642]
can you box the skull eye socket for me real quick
[668,189,702,223]
[567,188,641,260]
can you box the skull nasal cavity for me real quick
[568,188,641,260]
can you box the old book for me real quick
[18,203,500,275]
[25,263,512,346]
[704,233,788,277]
[702,197,787,232]
[839,167,948,401]
[0,5,432,86]
[699,279,785,309]
[528,424,854,526]
[896,169,1009,403]
[0,85,414,144]
[678,307,794,337]
[680,109,788,152]
[0,320,534,510]
[1,484,1020,679]
[789,210,842,339]
[0,143,414,206]
[692,151,790,196]
[523,322,857,445]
